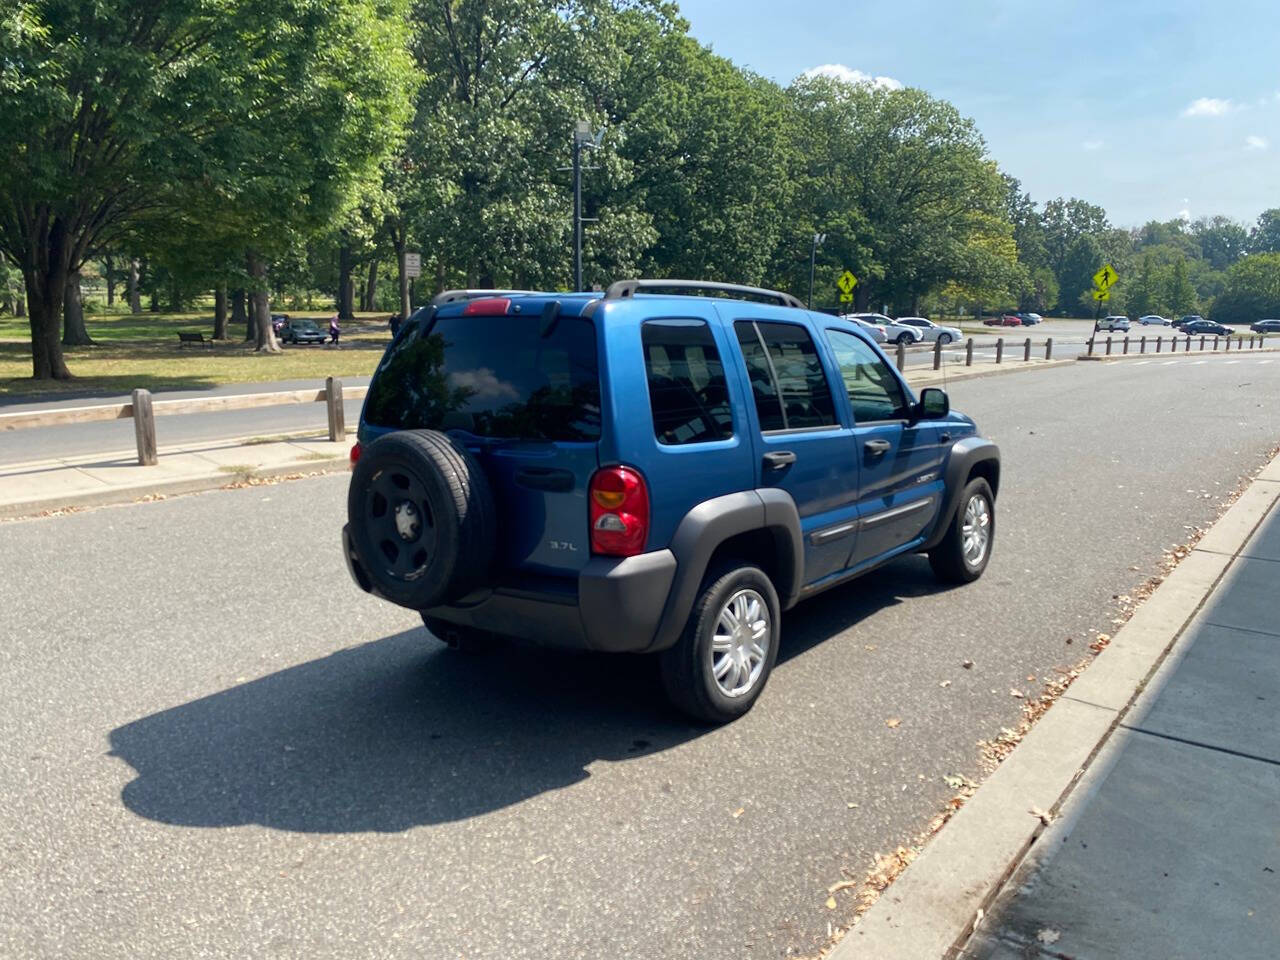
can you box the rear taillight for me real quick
[349,442,362,466]
[589,465,649,556]
[462,297,511,316]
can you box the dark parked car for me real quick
[1182,319,1233,337]
[1172,315,1203,330]
[343,281,1000,723]
[1014,312,1041,325]
[281,318,327,344]
[1250,319,1280,333]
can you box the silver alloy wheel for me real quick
[961,494,991,566]
[710,588,770,698]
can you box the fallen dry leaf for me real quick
[1029,806,1054,825]
[1010,688,1024,699]
[886,718,901,729]
[825,896,837,910]
[939,680,952,688]
[827,879,858,895]
[962,660,974,669]
[1036,928,1061,945]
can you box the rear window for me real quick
[642,319,733,445]
[734,320,836,432]
[363,313,601,441]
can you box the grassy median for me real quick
[0,311,391,398]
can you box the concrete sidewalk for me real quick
[962,486,1280,959]
[0,432,351,518]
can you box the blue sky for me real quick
[675,0,1280,227]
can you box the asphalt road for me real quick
[0,377,372,466]
[3,355,1279,959]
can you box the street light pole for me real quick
[573,122,587,292]
[807,233,826,308]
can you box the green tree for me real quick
[1041,197,1108,292]
[1190,216,1249,270]
[1210,253,1280,323]
[0,0,414,377]
[1249,209,1280,254]
[1165,256,1197,316]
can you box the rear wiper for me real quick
[539,300,561,339]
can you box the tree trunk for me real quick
[247,252,280,353]
[14,285,25,317]
[387,218,411,319]
[337,243,355,320]
[364,259,378,313]
[168,276,181,313]
[231,287,247,324]
[128,258,141,313]
[23,230,74,380]
[104,254,115,306]
[213,285,228,340]
[62,269,94,345]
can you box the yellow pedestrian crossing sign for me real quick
[1092,264,1118,290]
[837,270,858,295]
[1092,289,1111,302]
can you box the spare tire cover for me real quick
[347,430,496,610]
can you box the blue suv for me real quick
[343,280,1000,723]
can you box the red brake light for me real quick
[589,465,649,556]
[349,442,362,466]
[462,297,511,316]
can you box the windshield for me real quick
[363,312,601,442]
[296,320,319,331]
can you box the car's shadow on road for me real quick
[109,555,953,833]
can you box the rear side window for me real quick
[734,320,836,431]
[642,319,733,445]
[363,313,600,441]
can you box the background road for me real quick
[2,355,1278,959]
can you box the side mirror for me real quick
[915,387,949,421]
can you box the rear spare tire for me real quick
[347,430,496,610]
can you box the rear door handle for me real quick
[865,439,892,456]
[762,451,796,470]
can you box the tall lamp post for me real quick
[808,232,826,308]
[571,120,602,292]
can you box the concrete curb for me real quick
[903,358,1075,385]
[1077,345,1280,362]
[830,451,1280,960]
[0,455,349,521]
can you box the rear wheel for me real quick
[937,333,953,346]
[929,478,995,584]
[659,564,780,724]
[896,332,913,345]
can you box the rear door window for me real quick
[642,319,733,445]
[734,320,836,432]
[364,312,600,441]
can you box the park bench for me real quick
[177,331,211,347]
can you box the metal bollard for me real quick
[1106,336,1112,355]
[1213,336,1219,351]
[996,338,1004,363]
[132,388,158,466]
[933,339,942,370]
[1122,335,1129,355]
[1156,336,1162,353]
[966,338,974,366]
[1024,337,1031,361]
[1140,335,1146,354]
[1087,337,1095,356]
[896,341,906,371]
[1045,337,1054,360]
[325,376,345,442]
[1200,335,1205,350]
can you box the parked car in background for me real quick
[1097,316,1130,332]
[843,315,887,343]
[270,313,290,334]
[1173,315,1203,330]
[984,314,1021,327]
[280,318,327,344]
[1138,315,1171,326]
[1249,319,1280,333]
[1182,319,1234,337]
[847,312,923,345]
[895,316,964,345]
[1014,312,1042,325]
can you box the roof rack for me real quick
[430,289,539,306]
[602,279,805,310]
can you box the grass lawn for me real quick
[0,311,392,398]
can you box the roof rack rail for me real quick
[602,279,805,310]
[430,288,538,306]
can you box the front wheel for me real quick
[659,564,780,724]
[928,478,995,584]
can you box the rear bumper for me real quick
[342,524,677,653]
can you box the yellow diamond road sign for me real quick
[1093,264,1118,290]
[1092,289,1111,302]
[837,270,858,295]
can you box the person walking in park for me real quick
[329,314,341,345]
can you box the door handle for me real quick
[864,439,892,456]
[939,432,952,444]
[762,450,797,470]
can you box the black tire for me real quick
[347,429,496,610]
[422,614,501,654]
[896,332,913,345]
[928,477,995,584]
[659,564,781,724]
[937,333,953,346]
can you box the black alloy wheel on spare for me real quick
[347,430,497,610]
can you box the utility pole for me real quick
[570,120,603,292]
[808,233,826,308]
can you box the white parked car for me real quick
[1097,315,1131,332]
[843,315,888,343]
[847,312,924,345]
[895,316,964,345]
[1138,315,1171,326]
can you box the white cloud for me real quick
[1181,97,1236,117]
[1082,139,1104,151]
[803,63,903,91]
[1176,208,1192,221]
[1246,134,1269,151]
